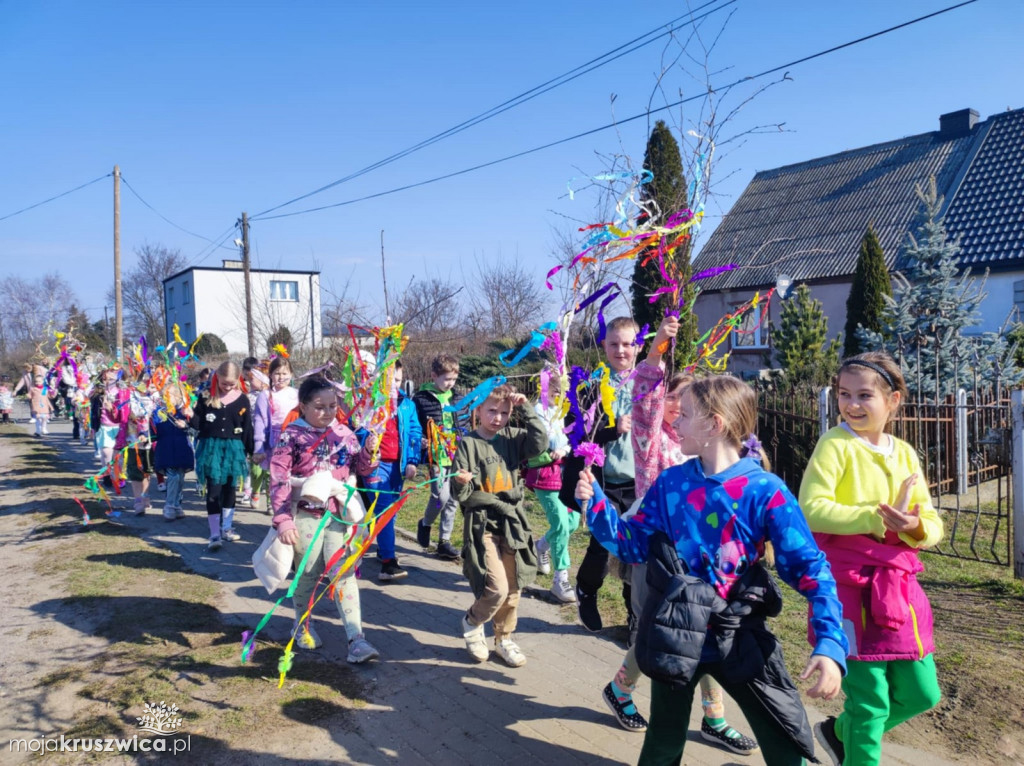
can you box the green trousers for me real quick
[639,669,807,766]
[836,655,941,765]
[535,489,580,571]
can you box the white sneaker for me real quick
[495,637,526,668]
[461,614,489,662]
[536,536,551,575]
[206,537,223,552]
[294,619,322,650]
[551,570,577,603]
[222,528,241,542]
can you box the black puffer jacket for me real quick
[636,531,819,762]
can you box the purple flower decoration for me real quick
[574,442,606,468]
[741,433,763,462]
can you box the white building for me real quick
[163,260,322,354]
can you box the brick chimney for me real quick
[939,108,979,138]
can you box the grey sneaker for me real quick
[294,619,322,650]
[222,528,241,542]
[206,537,223,552]
[536,536,551,575]
[346,634,380,664]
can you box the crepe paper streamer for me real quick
[538,329,565,365]
[595,363,616,430]
[574,441,606,467]
[73,497,90,526]
[444,376,506,413]
[564,366,590,447]
[498,321,557,367]
[298,361,334,379]
[691,264,739,282]
[240,630,255,663]
[277,649,295,686]
[271,343,290,359]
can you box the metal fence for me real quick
[756,376,1016,568]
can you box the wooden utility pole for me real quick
[241,212,255,356]
[380,229,390,322]
[113,165,123,361]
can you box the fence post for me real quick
[956,388,968,495]
[818,387,831,435]
[1012,389,1024,579]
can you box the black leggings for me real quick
[576,481,636,611]
[206,478,236,515]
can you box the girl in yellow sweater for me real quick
[800,352,943,766]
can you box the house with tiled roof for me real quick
[691,107,1024,375]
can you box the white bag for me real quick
[252,526,294,594]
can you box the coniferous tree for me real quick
[771,283,840,387]
[843,224,892,358]
[859,178,1021,397]
[632,121,697,364]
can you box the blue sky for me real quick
[1,0,1020,325]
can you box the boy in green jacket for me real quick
[453,385,548,667]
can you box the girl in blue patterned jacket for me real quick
[577,375,847,765]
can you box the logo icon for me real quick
[136,701,184,736]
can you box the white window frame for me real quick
[730,301,770,350]
[270,280,299,302]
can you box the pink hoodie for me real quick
[810,531,935,661]
[631,363,688,498]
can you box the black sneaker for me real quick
[378,559,408,581]
[436,540,461,561]
[416,519,431,548]
[602,682,647,732]
[814,716,844,766]
[700,719,759,755]
[576,585,603,632]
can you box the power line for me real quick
[252,0,736,219]
[253,0,981,223]
[0,173,112,223]
[120,175,236,250]
[183,224,240,270]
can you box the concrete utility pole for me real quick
[113,165,123,361]
[241,212,255,357]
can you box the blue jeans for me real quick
[163,467,186,517]
[363,460,403,561]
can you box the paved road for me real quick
[20,413,964,765]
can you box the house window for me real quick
[184,322,192,341]
[183,281,191,305]
[1014,280,1024,319]
[167,286,174,309]
[730,302,770,349]
[270,280,299,302]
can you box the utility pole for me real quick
[113,165,122,361]
[380,229,390,323]
[241,212,255,356]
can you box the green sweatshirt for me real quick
[452,403,548,598]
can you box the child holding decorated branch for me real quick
[800,352,943,766]
[454,384,548,667]
[29,374,53,437]
[414,353,461,560]
[153,383,194,522]
[360,360,422,581]
[596,315,757,754]
[524,370,579,603]
[578,375,847,765]
[559,315,638,632]
[91,368,129,479]
[271,375,379,664]
[190,361,253,551]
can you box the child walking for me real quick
[0,376,13,424]
[360,361,422,581]
[29,375,53,437]
[598,317,756,754]
[579,375,847,765]
[454,385,548,667]
[153,384,195,522]
[800,352,943,766]
[253,356,299,475]
[271,375,379,664]
[523,372,578,603]
[414,353,461,560]
[241,356,270,509]
[190,361,253,551]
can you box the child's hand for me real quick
[616,413,632,435]
[894,473,918,514]
[877,501,925,540]
[800,655,842,700]
[404,464,417,481]
[508,393,528,408]
[652,315,680,356]
[421,437,429,449]
[575,468,595,502]
[278,527,299,546]
[453,469,474,485]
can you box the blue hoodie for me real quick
[587,456,848,670]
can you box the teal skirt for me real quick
[195,438,248,487]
